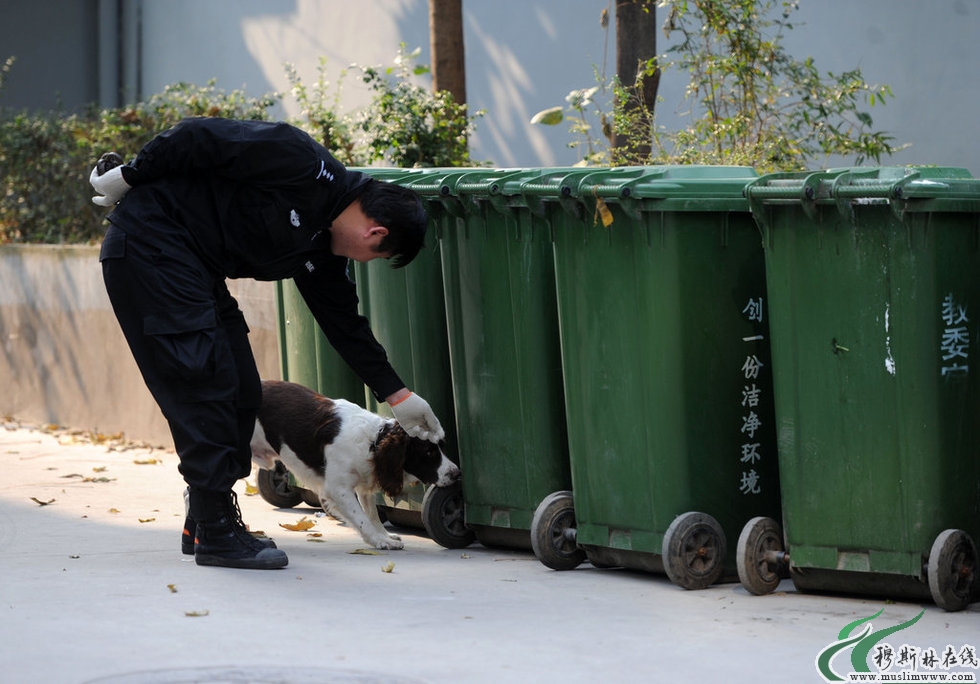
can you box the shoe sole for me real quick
[195,552,288,569]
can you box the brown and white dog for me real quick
[250,380,460,550]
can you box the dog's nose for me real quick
[440,463,461,485]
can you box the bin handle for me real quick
[745,170,837,224]
[519,181,571,198]
[401,182,453,196]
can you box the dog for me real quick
[250,380,460,549]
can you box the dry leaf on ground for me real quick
[279,516,316,532]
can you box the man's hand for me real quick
[90,153,131,207]
[388,391,445,443]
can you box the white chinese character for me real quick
[742,298,764,323]
[941,326,970,361]
[739,470,761,495]
[742,355,764,380]
[740,443,762,464]
[741,412,761,439]
[942,293,968,326]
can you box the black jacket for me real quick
[108,117,404,400]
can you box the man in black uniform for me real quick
[90,117,445,570]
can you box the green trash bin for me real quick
[353,168,460,530]
[745,167,980,611]
[419,168,580,550]
[532,166,783,590]
[275,279,366,403]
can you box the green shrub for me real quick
[531,0,902,172]
[0,80,278,244]
[1,48,484,244]
[284,58,361,166]
[353,45,484,168]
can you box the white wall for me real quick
[132,0,980,174]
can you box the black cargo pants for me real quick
[100,222,262,493]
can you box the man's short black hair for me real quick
[359,180,428,268]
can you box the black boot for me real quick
[181,487,277,555]
[189,489,288,569]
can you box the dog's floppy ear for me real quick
[373,425,409,497]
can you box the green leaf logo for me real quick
[815,608,926,682]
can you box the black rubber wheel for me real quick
[300,487,322,509]
[928,528,978,612]
[421,482,474,549]
[662,511,726,590]
[736,516,784,595]
[530,491,586,571]
[255,461,303,508]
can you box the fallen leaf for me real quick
[82,476,114,483]
[30,497,55,506]
[60,473,84,479]
[138,517,156,523]
[279,516,316,532]
[243,481,259,496]
[307,532,322,538]
[167,584,178,594]
[184,610,209,617]
[133,458,159,465]
[381,561,395,573]
[594,196,614,228]
[307,538,325,543]
[69,554,80,559]
[349,548,381,556]
[92,466,108,473]
[108,508,121,514]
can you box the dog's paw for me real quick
[372,536,405,551]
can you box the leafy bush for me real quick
[1,47,484,244]
[532,0,903,172]
[353,45,484,168]
[658,0,901,171]
[285,58,360,166]
[0,80,278,244]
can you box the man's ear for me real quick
[366,225,389,239]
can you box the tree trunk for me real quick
[613,0,659,159]
[428,0,466,106]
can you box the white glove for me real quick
[89,165,131,207]
[389,392,445,443]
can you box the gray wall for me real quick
[0,0,101,111]
[0,245,281,445]
[2,1,977,172]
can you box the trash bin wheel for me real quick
[736,516,785,596]
[255,461,304,508]
[421,482,474,549]
[530,490,586,571]
[927,528,978,612]
[663,511,726,590]
[300,488,322,509]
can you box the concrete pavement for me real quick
[1,421,977,684]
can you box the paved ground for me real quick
[0,422,977,684]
